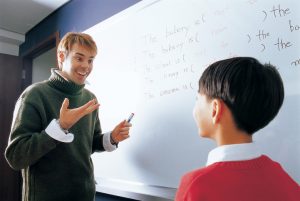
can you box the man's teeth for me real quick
[78,72,87,76]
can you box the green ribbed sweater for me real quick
[5,69,105,201]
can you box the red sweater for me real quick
[175,155,300,201]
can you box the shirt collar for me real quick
[206,142,262,166]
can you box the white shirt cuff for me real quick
[103,132,117,152]
[45,119,74,143]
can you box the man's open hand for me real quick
[59,98,100,130]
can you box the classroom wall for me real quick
[20,0,141,56]
[32,48,56,83]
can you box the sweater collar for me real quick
[48,68,85,95]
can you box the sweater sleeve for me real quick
[5,97,58,170]
[92,112,106,153]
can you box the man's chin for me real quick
[73,77,87,85]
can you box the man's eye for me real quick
[88,60,93,64]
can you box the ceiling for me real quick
[0,0,70,55]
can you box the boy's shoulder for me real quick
[176,164,220,200]
[180,155,280,186]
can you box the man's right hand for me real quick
[59,98,100,130]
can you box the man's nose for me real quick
[81,61,90,68]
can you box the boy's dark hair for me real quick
[199,57,284,134]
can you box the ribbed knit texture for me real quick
[5,69,105,201]
[175,155,300,201]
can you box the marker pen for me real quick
[127,113,134,123]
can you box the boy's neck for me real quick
[215,129,252,146]
[213,105,253,146]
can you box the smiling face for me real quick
[59,43,96,85]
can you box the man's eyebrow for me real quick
[75,52,95,59]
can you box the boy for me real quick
[5,32,132,201]
[175,57,300,201]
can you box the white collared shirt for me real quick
[206,143,262,166]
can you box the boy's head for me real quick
[57,32,97,70]
[197,57,284,135]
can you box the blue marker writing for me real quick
[127,113,134,123]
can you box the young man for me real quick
[175,57,300,201]
[5,32,132,201]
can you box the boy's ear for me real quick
[212,99,223,124]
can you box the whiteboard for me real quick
[85,0,300,190]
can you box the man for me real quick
[5,32,132,201]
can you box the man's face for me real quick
[59,43,96,85]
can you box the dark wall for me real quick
[20,0,141,56]
[0,53,22,201]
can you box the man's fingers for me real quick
[78,99,95,110]
[77,99,100,115]
[119,127,130,133]
[123,121,132,128]
[60,98,69,112]
[88,99,100,110]
[85,100,100,114]
[117,120,126,128]
[121,135,130,140]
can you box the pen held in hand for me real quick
[127,113,134,123]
